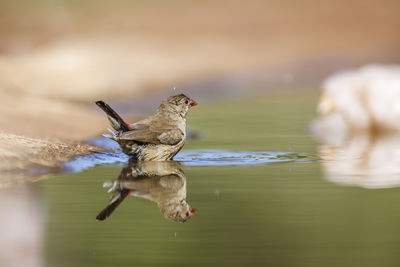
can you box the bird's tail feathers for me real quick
[96,188,132,221]
[95,100,132,132]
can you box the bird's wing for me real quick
[118,128,184,145]
[129,123,150,130]
[157,129,184,145]
[118,128,161,144]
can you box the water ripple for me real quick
[62,149,310,173]
[175,150,309,166]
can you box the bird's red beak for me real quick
[189,99,197,107]
[189,208,198,216]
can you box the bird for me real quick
[96,160,197,222]
[96,94,197,160]
[312,64,400,139]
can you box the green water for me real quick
[15,89,400,267]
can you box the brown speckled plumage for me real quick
[96,94,197,160]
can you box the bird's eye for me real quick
[185,100,189,104]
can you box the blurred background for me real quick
[1,1,400,267]
[0,0,399,140]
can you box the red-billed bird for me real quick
[96,94,197,160]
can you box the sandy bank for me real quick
[0,132,100,187]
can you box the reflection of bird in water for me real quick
[96,160,197,222]
[95,94,197,160]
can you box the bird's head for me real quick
[160,200,198,223]
[160,94,197,118]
